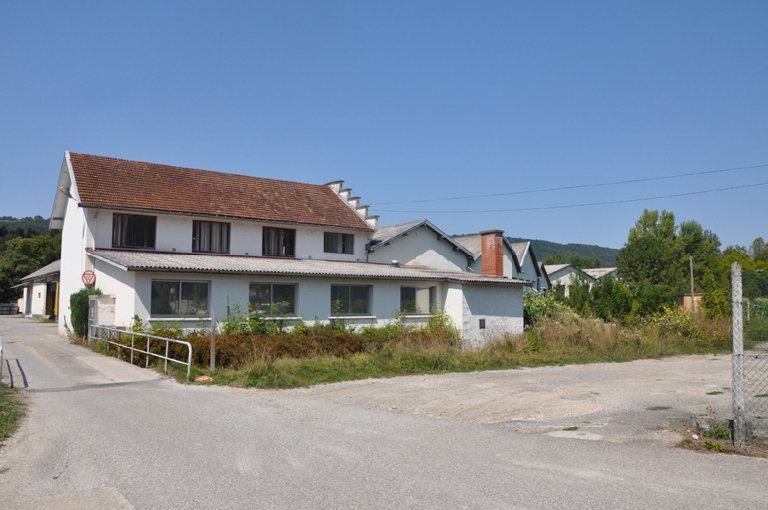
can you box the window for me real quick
[151,280,209,317]
[112,214,156,249]
[324,232,354,254]
[331,285,371,315]
[249,283,296,316]
[400,286,437,315]
[192,221,230,253]
[262,227,295,257]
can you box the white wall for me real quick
[23,282,48,317]
[90,258,138,329]
[94,210,368,260]
[460,284,524,350]
[368,228,470,272]
[58,176,91,335]
[99,270,451,332]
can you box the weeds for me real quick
[0,386,25,448]
[703,441,724,452]
[81,304,734,390]
[704,423,732,440]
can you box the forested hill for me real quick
[507,237,620,267]
[0,216,51,235]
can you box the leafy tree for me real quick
[0,233,61,302]
[616,210,680,314]
[749,237,768,262]
[543,253,566,265]
[543,253,603,269]
[591,276,633,322]
[616,210,721,316]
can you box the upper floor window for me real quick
[324,232,354,254]
[263,227,295,257]
[400,286,437,315]
[112,213,156,249]
[331,284,371,315]
[192,220,230,253]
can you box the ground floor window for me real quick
[249,283,296,316]
[331,285,371,315]
[151,280,209,316]
[400,286,437,314]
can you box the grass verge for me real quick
[0,385,25,448]
[176,316,732,389]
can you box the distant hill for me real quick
[507,237,619,267]
[0,216,51,235]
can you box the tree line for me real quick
[0,220,60,303]
[552,208,768,321]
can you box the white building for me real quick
[50,152,529,348]
[544,264,597,297]
[454,232,549,293]
[16,260,60,319]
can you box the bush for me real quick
[69,287,102,337]
[523,291,576,326]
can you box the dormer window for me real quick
[324,232,354,254]
[112,213,156,249]
[192,221,230,254]
[263,227,295,257]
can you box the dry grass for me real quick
[178,313,732,389]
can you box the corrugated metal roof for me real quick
[19,260,61,283]
[453,234,482,256]
[582,267,618,279]
[370,219,426,242]
[67,153,371,230]
[368,219,473,258]
[88,249,530,286]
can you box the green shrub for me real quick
[69,287,102,337]
[523,291,574,326]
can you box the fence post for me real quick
[210,308,216,374]
[732,262,746,446]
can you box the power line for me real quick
[371,163,768,205]
[374,181,768,214]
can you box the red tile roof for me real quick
[68,152,371,230]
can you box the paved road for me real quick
[0,316,766,509]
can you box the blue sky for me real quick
[2,1,767,250]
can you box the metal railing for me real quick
[0,304,19,315]
[0,333,4,383]
[88,324,193,378]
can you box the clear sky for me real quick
[2,1,767,250]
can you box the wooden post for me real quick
[210,308,216,374]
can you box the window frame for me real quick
[249,282,297,317]
[323,232,355,254]
[262,227,296,257]
[399,286,437,315]
[192,220,230,254]
[330,284,372,316]
[150,279,210,318]
[112,213,157,249]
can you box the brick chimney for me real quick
[480,229,505,277]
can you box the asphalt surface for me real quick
[0,315,766,509]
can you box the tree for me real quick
[591,276,633,322]
[0,233,61,302]
[616,210,721,316]
[749,237,768,262]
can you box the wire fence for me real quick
[733,264,768,446]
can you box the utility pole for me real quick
[690,255,696,314]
